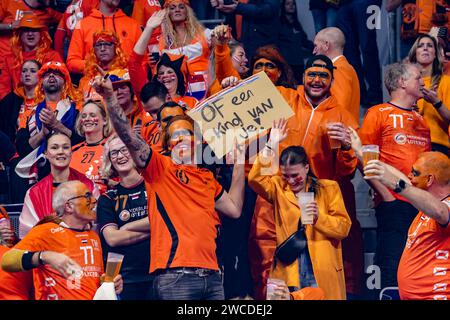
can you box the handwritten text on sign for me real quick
[187,72,294,158]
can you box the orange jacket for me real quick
[209,44,240,96]
[416,75,450,149]
[282,86,358,181]
[67,9,142,73]
[331,56,360,123]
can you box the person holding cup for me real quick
[248,119,351,300]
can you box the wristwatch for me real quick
[393,179,407,193]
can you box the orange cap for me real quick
[164,0,190,7]
[17,14,47,30]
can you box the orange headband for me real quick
[164,0,190,7]
[94,34,117,44]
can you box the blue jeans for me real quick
[299,248,318,288]
[311,8,339,34]
[337,0,383,106]
[154,268,224,300]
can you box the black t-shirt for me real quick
[97,180,152,283]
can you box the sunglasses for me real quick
[67,192,93,204]
[305,71,331,80]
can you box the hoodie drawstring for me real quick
[102,14,117,33]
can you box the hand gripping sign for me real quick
[187,72,294,159]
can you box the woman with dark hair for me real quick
[408,34,450,154]
[18,131,99,239]
[250,44,297,89]
[279,0,313,84]
[248,119,351,300]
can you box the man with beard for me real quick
[0,1,61,58]
[15,61,80,181]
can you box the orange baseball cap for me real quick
[17,15,47,30]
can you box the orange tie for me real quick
[235,0,248,41]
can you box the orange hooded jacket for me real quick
[66,9,142,73]
[331,56,360,123]
[248,86,358,299]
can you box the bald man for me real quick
[362,152,450,300]
[313,27,360,123]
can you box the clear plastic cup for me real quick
[266,278,288,300]
[104,252,124,282]
[297,192,315,225]
[361,145,380,176]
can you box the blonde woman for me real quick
[97,134,152,300]
[71,100,113,194]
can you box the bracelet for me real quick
[433,100,443,110]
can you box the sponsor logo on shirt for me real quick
[119,210,131,222]
[394,133,407,145]
[436,250,449,260]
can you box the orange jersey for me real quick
[416,75,450,149]
[397,196,450,300]
[14,221,103,300]
[331,56,360,123]
[142,151,223,273]
[0,0,62,56]
[359,102,431,176]
[71,139,107,194]
[131,0,161,45]
[141,115,163,153]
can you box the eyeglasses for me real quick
[94,42,114,48]
[67,192,93,204]
[110,146,130,160]
[305,71,330,81]
[254,61,277,70]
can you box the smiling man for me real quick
[361,152,450,300]
[1,180,123,300]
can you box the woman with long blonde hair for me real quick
[408,34,450,154]
[135,0,220,101]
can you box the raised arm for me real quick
[133,10,165,56]
[92,66,151,168]
[215,142,246,219]
[364,160,449,225]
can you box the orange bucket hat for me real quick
[17,14,47,30]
